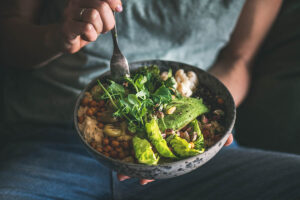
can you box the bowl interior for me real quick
[73,60,236,179]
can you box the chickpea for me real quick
[96,112,102,117]
[217,97,224,105]
[103,145,112,152]
[96,116,102,122]
[103,152,110,157]
[99,100,105,107]
[110,150,118,158]
[103,138,109,145]
[81,97,90,106]
[78,115,84,124]
[90,141,97,148]
[111,140,120,148]
[96,147,103,153]
[101,107,106,112]
[115,147,123,153]
[118,152,126,159]
[90,100,98,107]
[98,122,104,129]
[122,141,129,149]
[86,108,94,116]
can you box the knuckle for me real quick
[84,23,93,33]
[99,1,111,11]
[89,9,99,21]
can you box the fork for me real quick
[110,12,130,81]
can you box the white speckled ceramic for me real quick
[74,60,236,179]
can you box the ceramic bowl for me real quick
[74,60,236,179]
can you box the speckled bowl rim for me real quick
[74,59,236,168]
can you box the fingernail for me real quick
[115,5,123,12]
[119,177,129,181]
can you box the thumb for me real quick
[103,0,123,12]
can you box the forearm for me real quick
[210,0,283,106]
[0,18,63,69]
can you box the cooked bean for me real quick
[90,100,98,107]
[110,150,118,158]
[103,152,110,157]
[78,115,84,124]
[115,147,123,153]
[90,141,97,148]
[81,97,90,106]
[121,141,129,149]
[111,140,120,148]
[86,108,94,116]
[217,97,224,104]
[104,124,122,137]
[98,122,104,129]
[96,147,103,153]
[99,100,105,107]
[118,152,126,159]
[103,138,109,145]
[103,145,112,152]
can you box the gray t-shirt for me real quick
[2,0,245,125]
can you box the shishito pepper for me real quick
[132,136,159,165]
[145,118,177,158]
[168,135,201,157]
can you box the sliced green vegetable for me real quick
[169,135,201,157]
[190,119,205,152]
[145,118,176,158]
[132,136,159,165]
[158,97,209,131]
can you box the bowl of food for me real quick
[74,60,236,179]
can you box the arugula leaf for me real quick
[164,77,177,90]
[152,86,172,105]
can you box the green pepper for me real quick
[169,135,201,157]
[190,119,205,153]
[146,118,176,158]
[158,97,208,131]
[132,136,159,165]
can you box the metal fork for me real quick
[110,12,130,81]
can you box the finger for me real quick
[98,1,115,33]
[73,8,103,34]
[117,174,130,181]
[103,0,123,12]
[139,179,155,186]
[77,0,123,13]
[224,133,233,146]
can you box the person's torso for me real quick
[3,0,245,124]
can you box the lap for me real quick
[0,126,300,200]
[114,148,300,200]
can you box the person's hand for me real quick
[117,133,234,185]
[57,0,123,54]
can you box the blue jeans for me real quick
[0,126,300,200]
